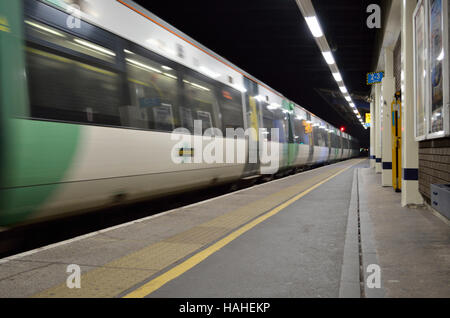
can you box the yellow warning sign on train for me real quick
[366,113,371,124]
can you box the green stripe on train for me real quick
[0,2,81,226]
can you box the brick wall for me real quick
[418,137,450,202]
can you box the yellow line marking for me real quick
[123,159,365,298]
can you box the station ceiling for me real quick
[135,0,387,146]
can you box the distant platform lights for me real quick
[300,2,366,130]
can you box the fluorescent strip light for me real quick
[350,103,355,107]
[332,72,342,82]
[322,51,335,65]
[305,16,323,38]
[345,96,351,102]
[163,73,177,80]
[126,58,161,73]
[162,65,173,70]
[339,86,348,94]
[25,20,65,37]
[353,109,358,114]
[124,49,134,55]
[74,39,115,56]
[190,82,210,91]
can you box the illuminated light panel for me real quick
[332,72,342,82]
[74,39,116,56]
[305,16,323,38]
[322,51,335,65]
[162,65,173,70]
[339,86,348,94]
[126,58,162,73]
[190,82,210,91]
[25,20,66,37]
[163,73,177,80]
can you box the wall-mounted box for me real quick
[431,184,450,219]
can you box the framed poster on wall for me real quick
[429,0,445,136]
[414,0,428,140]
[414,0,450,140]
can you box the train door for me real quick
[242,77,260,176]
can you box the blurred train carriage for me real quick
[0,0,360,226]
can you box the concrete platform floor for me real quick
[0,159,448,298]
[359,168,450,298]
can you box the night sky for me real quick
[134,0,384,147]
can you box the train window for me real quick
[219,87,244,132]
[182,75,220,134]
[276,109,290,144]
[313,126,327,147]
[261,103,275,141]
[293,118,308,145]
[322,129,329,147]
[332,133,339,148]
[26,46,122,126]
[125,50,177,131]
[25,20,116,64]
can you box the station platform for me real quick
[0,159,448,298]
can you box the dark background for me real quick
[134,0,389,147]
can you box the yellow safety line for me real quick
[123,158,366,298]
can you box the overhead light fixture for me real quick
[350,102,355,107]
[305,16,323,38]
[339,86,348,94]
[332,72,342,82]
[345,96,351,102]
[162,65,173,70]
[353,109,358,114]
[322,51,335,65]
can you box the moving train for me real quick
[0,0,359,227]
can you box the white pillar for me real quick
[401,0,423,206]
[370,94,375,168]
[375,83,382,173]
[381,48,395,187]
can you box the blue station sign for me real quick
[367,71,384,85]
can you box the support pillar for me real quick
[381,48,395,187]
[375,83,382,173]
[401,0,423,206]
[370,91,375,168]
